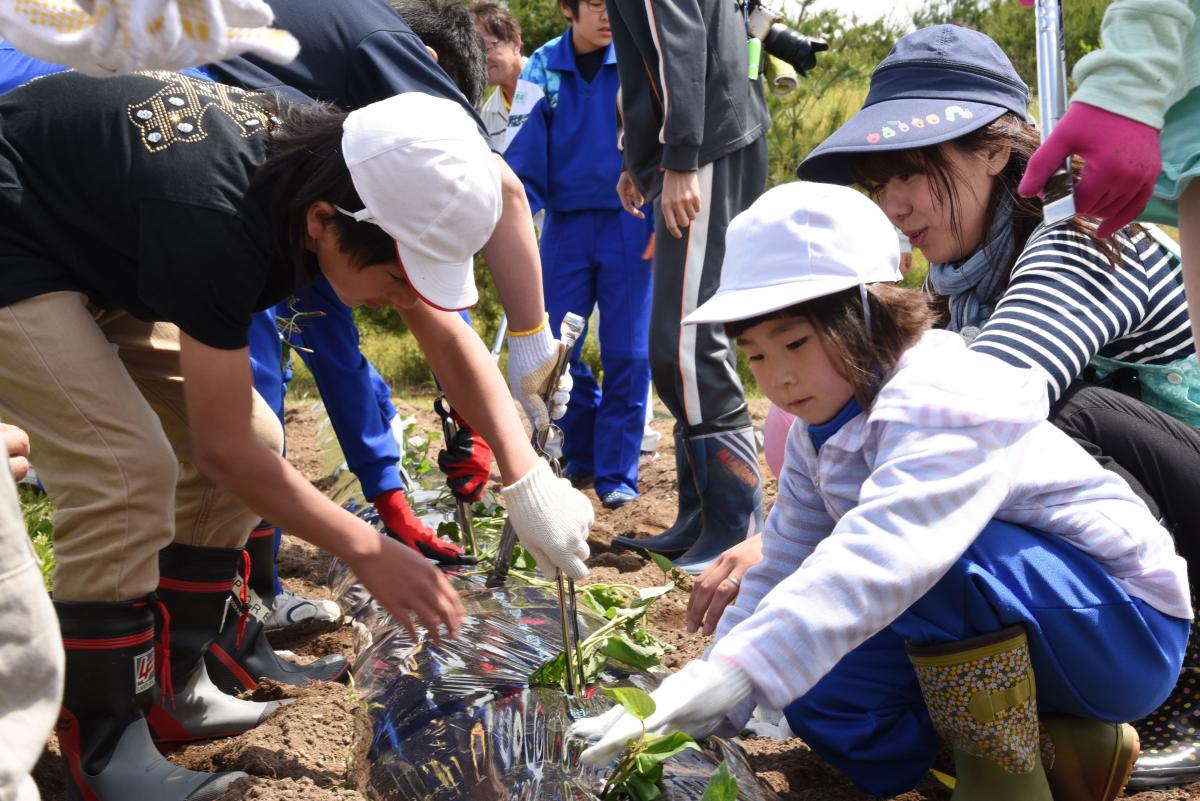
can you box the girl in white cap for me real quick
[570,181,1190,801]
[0,70,592,801]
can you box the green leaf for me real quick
[625,771,663,801]
[602,686,656,720]
[436,520,460,542]
[635,731,700,772]
[528,653,565,687]
[636,583,675,603]
[599,635,665,670]
[511,544,537,571]
[648,551,675,575]
[700,761,739,801]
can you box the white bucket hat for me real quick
[341,93,501,311]
[683,182,901,326]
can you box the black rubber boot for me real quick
[244,521,279,599]
[201,541,348,695]
[151,543,281,744]
[672,427,763,574]
[55,599,247,801]
[612,430,703,557]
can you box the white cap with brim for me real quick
[342,93,502,311]
[683,182,902,326]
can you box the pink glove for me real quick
[1019,102,1161,239]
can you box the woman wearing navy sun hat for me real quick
[800,23,1200,787]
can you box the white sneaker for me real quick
[263,590,342,633]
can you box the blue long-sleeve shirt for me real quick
[502,30,624,216]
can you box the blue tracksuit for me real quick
[504,30,653,498]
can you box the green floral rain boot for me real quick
[907,626,1053,801]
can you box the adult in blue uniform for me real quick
[504,0,654,509]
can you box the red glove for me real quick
[1019,101,1161,238]
[372,489,476,565]
[436,409,493,504]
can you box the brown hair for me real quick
[725,283,936,408]
[849,112,1123,310]
[469,1,521,44]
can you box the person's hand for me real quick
[435,405,493,503]
[568,659,753,765]
[501,460,591,579]
[2,423,30,482]
[506,322,573,430]
[617,170,646,219]
[1019,101,1161,238]
[660,169,701,239]
[373,488,477,565]
[642,232,655,262]
[686,534,763,635]
[345,534,465,645]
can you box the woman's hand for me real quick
[2,423,30,482]
[686,534,763,635]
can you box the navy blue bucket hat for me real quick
[797,25,1030,185]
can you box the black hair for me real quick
[248,94,396,271]
[725,284,935,408]
[559,0,581,14]
[393,0,488,106]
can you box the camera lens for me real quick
[762,24,827,76]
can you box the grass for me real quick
[19,484,54,591]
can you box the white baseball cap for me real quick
[341,93,501,311]
[683,182,901,326]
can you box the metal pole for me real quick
[1034,0,1076,225]
[490,314,508,362]
[436,396,478,556]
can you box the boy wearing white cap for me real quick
[0,71,590,801]
[571,182,1190,801]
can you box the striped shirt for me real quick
[708,330,1189,711]
[969,223,1192,402]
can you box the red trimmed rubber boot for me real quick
[55,599,247,801]
[151,543,281,744]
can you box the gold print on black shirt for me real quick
[127,72,272,154]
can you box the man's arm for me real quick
[644,0,708,172]
[483,156,546,332]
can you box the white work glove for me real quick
[506,323,572,431]
[568,658,754,766]
[0,0,299,77]
[501,460,591,579]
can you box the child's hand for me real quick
[568,658,753,765]
[686,534,763,635]
[617,170,645,219]
[660,169,702,239]
[2,422,30,482]
[347,534,465,645]
[1020,101,1161,238]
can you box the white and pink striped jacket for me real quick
[709,329,1191,712]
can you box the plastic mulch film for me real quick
[311,406,781,801]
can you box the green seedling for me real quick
[647,551,690,592]
[596,687,739,801]
[530,582,673,691]
[274,298,326,371]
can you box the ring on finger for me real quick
[727,574,741,587]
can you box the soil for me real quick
[31,399,1200,801]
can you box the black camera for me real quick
[746,1,828,77]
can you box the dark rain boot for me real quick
[189,542,348,695]
[55,599,247,801]
[1127,603,1200,789]
[613,429,702,558]
[672,427,763,574]
[907,626,1054,801]
[244,521,279,599]
[150,543,281,744]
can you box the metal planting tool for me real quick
[1035,0,1076,225]
[434,396,478,556]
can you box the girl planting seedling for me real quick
[570,181,1190,801]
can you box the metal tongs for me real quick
[433,395,478,557]
[487,313,589,695]
[1034,0,1076,225]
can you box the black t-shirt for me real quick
[575,48,606,83]
[0,71,304,349]
[211,0,492,145]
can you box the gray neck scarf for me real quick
[926,195,1016,332]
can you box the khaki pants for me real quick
[0,292,282,601]
[0,461,62,801]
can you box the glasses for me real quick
[581,0,607,12]
[483,37,510,53]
